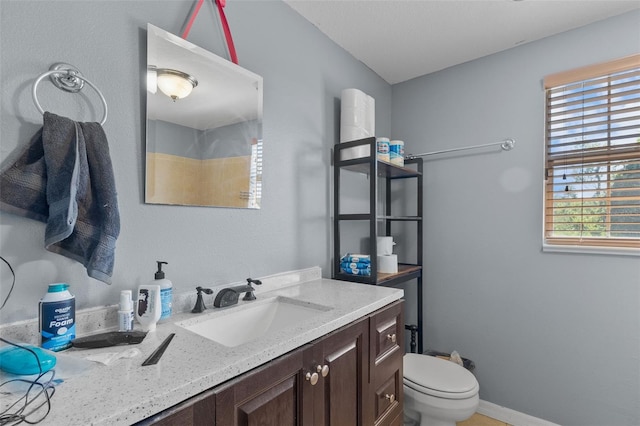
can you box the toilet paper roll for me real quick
[341,105,368,128]
[341,89,374,129]
[366,95,375,136]
[377,236,395,255]
[341,88,369,109]
[340,144,370,160]
[340,88,376,158]
[377,254,398,274]
[340,125,372,162]
[341,125,371,141]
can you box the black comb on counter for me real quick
[71,331,147,348]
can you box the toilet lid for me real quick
[403,353,479,399]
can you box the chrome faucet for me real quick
[213,278,262,308]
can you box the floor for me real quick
[457,413,511,426]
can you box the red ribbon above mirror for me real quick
[181,0,238,64]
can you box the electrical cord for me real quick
[0,339,56,425]
[0,256,15,310]
[0,258,56,425]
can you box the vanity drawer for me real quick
[370,300,403,367]
[373,367,402,426]
[368,300,404,426]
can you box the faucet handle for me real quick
[192,286,213,313]
[246,278,262,286]
[242,278,261,301]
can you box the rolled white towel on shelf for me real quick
[377,254,398,274]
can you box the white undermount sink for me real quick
[177,296,332,347]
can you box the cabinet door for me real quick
[314,316,369,426]
[215,347,311,426]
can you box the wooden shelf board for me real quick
[377,264,422,283]
[334,264,421,286]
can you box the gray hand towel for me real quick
[0,112,120,284]
[43,114,81,245]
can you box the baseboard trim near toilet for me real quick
[477,400,561,426]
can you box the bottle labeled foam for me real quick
[152,261,172,321]
[39,283,75,352]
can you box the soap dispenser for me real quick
[152,261,172,321]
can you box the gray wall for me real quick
[148,120,259,159]
[0,0,391,322]
[148,120,201,158]
[392,10,640,426]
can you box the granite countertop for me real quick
[12,268,403,425]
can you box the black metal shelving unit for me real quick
[333,137,424,353]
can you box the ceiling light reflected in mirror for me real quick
[155,68,198,101]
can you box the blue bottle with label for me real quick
[153,261,172,321]
[39,283,75,352]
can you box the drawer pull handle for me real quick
[384,393,396,403]
[316,364,329,377]
[387,333,397,343]
[305,372,319,385]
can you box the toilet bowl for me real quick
[403,353,479,426]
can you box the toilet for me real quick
[403,353,479,426]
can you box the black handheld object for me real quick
[142,333,175,366]
[71,331,147,348]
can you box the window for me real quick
[544,55,640,251]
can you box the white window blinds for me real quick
[544,55,640,249]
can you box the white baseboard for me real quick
[477,400,561,426]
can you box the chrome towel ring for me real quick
[32,63,108,125]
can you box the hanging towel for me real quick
[0,112,120,284]
[43,115,81,245]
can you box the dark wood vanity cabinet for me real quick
[142,300,403,426]
[139,388,217,425]
[215,315,369,426]
[215,347,309,425]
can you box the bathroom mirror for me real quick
[145,23,263,208]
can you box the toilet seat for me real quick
[403,353,479,400]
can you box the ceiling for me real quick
[284,0,640,84]
[147,24,262,131]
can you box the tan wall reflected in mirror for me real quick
[145,24,263,208]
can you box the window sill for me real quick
[542,243,640,257]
